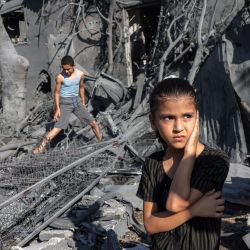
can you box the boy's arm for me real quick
[54,75,63,121]
[79,71,85,106]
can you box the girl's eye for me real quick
[183,114,192,119]
[162,116,174,121]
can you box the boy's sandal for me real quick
[32,137,50,155]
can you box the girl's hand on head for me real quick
[184,111,199,155]
[189,189,225,218]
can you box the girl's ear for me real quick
[149,114,156,130]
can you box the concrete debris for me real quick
[106,216,129,238]
[96,199,127,220]
[11,237,69,250]
[100,111,119,137]
[0,0,250,249]
[39,230,74,242]
[89,187,105,197]
[73,192,125,223]
[102,184,143,210]
[49,218,75,230]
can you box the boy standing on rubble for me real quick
[32,55,102,154]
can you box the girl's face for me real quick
[151,95,197,150]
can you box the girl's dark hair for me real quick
[61,55,74,66]
[149,78,197,115]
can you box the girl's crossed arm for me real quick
[144,190,224,234]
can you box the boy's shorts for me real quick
[54,96,95,130]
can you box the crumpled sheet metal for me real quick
[95,73,127,103]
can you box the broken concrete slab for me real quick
[11,237,69,250]
[102,184,143,210]
[39,229,73,242]
[49,218,75,230]
[93,217,128,239]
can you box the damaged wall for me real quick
[194,11,250,163]
[1,0,51,108]
[225,23,250,153]
[0,0,160,106]
[0,14,29,125]
[194,42,247,163]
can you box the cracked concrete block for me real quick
[103,185,143,210]
[39,229,74,241]
[66,238,77,249]
[11,237,69,250]
[49,217,75,230]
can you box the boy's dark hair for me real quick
[61,55,74,66]
[149,77,197,115]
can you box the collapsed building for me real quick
[0,0,250,249]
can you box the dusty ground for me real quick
[119,201,250,249]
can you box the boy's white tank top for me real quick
[60,69,80,97]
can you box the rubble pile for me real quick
[0,0,250,249]
[0,143,142,248]
[0,99,154,249]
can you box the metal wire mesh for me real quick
[0,142,118,249]
[0,143,107,192]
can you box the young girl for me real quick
[137,78,229,250]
